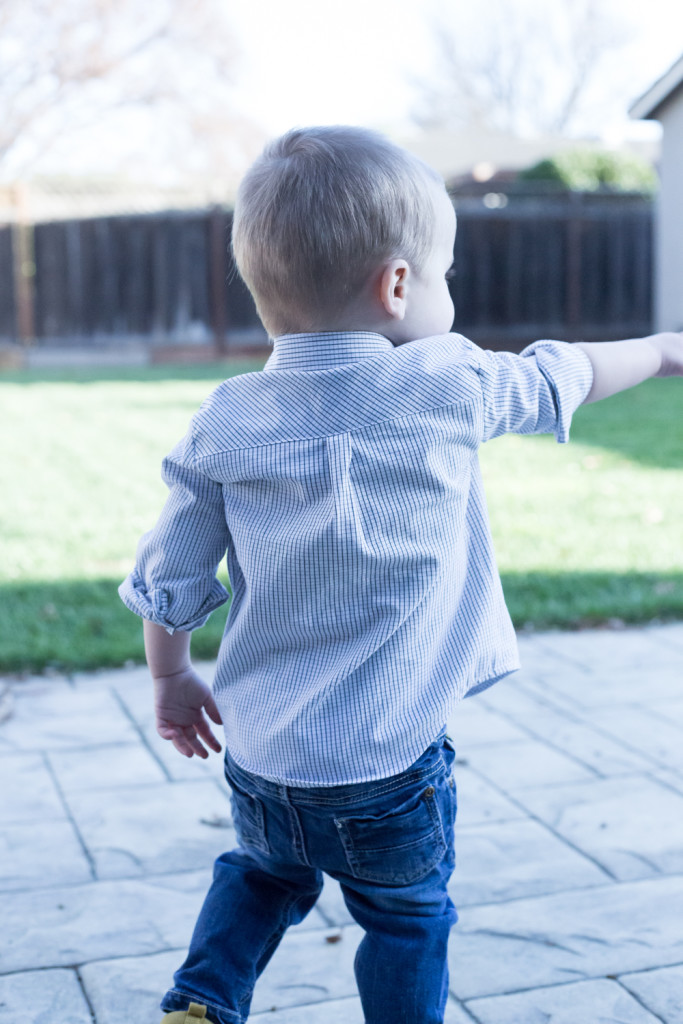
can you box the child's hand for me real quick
[153,667,223,759]
[651,332,683,378]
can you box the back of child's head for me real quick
[232,125,444,336]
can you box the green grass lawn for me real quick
[2,361,682,672]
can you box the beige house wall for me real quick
[657,93,683,331]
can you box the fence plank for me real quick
[10,194,654,353]
[450,193,652,346]
[0,228,16,342]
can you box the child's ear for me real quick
[379,259,410,321]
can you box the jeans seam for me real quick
[228,787,270,855]
[335,785,448,885]
[224,748,447,807]
[285,796,310,865]
[290,760,446,807]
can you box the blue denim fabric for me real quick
[161,734,458,1024]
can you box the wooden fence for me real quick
[0,192,653,354]
[450,190,653,347]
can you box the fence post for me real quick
[209,205,228,356]
[11,183,36,345]
[566,193,583,332]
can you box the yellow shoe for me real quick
[161,1004,216,1024]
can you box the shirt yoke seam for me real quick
[190,388,485,465]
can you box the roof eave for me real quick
[630,53,683,120]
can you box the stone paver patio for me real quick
[1,624,683,1023]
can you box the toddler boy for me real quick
[120,125,683,1024]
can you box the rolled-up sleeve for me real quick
[472,340,593,444]
[118,431,230,633]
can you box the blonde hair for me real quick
[232,125,444,336]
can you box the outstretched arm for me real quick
[577,332,683,404]
[144,620,223,759]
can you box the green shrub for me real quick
[518,149,657,194]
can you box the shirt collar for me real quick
[265,332,395,371]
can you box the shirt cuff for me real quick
[520,340,594,442]
[118,569,230,633]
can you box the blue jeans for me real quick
[161,734,458,1024]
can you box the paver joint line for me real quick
[461,762,621,884]
[74,965,99,1024]
[44,751,98,883]
[110,684,174,784]
[3,624,683,1020]
[614,977,668,1024]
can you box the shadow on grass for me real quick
[0,579,230,674]
[500,570,683,630]
[2,573,683,673]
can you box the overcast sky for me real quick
[6,0,683,182]
[228,0,682,137]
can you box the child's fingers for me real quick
[158,713,220,758]
[161,723,209,759]
[172,737,195,758]
[195,713,223,753]
[177,727,210,759]
[166,731,194,757]
[205,695,223,725]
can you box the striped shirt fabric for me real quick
[119,331,593,785]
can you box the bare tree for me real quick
[414,0,635,137]
[0,0,257,177]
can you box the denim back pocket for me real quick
[227,774,270,855]
[335,784,446,885]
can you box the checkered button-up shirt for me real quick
[120,332,592,785]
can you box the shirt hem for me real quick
[464,665,519,698]
[220,660,521,788]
